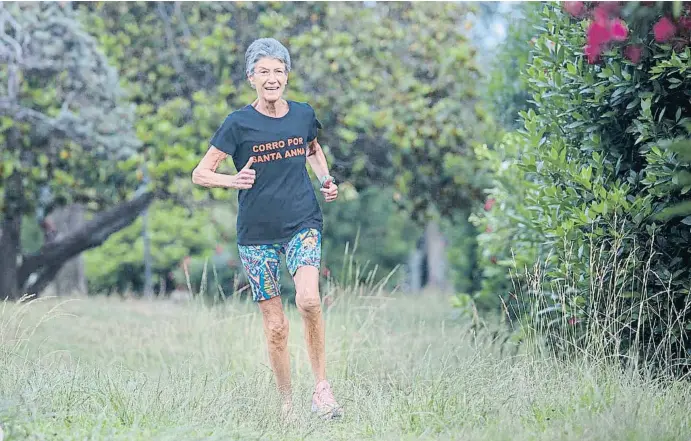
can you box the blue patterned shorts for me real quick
[237,228,321,302]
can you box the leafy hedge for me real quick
[471,1,691,375]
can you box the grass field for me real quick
[1,287,690,441]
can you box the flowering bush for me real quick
[471,1,691,375]
[563,1,691,63]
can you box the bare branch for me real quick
[18,191,156,286]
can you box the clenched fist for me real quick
[232,156,256,189]
[320,176,338,202]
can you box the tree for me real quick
[80,2,493,221]
[471,1,691,374]
[75,2,494,295]
[0,2,149,299]
[284,2,496,221]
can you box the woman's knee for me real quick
[296,292,321,316]
[265,314,289,345]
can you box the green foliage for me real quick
[471,2,691,373]
[83,201,235,294]
[321,187,421,289]
[169,249,244,301]
[487,2,542,130]
[77,2,246,204]
[0,2,140,217]
[74,2,491,295]
[277,2,495,221]
[469,133,544,314]
[442,211,481,296]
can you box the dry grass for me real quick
[0,283,690,440]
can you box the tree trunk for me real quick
[0,215,21,300]
[424,220,448,292]
[407,248,423,292]
[0,191,156,300]
[0,127,24,300]
[42,204,88,297]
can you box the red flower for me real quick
[593,5,609,25]
[610,19,628,41]
[484,198,496,211]
[653,17,676,42]
[584,44,600,63]
[587,20,611,47]
[563,1,585,17]
[624,44,643,64]
[592,4,616,25]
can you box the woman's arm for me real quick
[307,138,338,202]
[306,138,332,185]
[192,146,255,189]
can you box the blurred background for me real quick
[0,1,515,302]
[1,1,690,372]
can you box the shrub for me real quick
[472,1,691,375]
[469,133,544,316]
[84,201,234,295]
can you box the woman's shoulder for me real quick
[288,100,316,114]
[221,105,255,125]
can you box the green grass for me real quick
[1,289,690,441]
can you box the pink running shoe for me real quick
[311,380,343,419]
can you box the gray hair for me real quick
[245,38,292,77]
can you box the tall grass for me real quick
[492,228,691,380]
[1,245,690,440]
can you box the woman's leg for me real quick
[293,265,326,384]
[258,297,292,403]
[287,229,342,418]
[237,244,292,409]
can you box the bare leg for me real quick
[293,266,326,384]
[293,265,342,418]
[258,297,292,408]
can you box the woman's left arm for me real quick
[307,138,338,202]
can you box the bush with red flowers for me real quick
[470,1,691,376]
[563,1,691,63]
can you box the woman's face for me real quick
[249,57,288,103]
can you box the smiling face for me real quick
[248,57,288,104]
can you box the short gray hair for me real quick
[245,38,291,77]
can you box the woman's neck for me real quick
[253,98,288,118]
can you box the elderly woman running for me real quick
[192,38,341,420]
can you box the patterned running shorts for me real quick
[237,228,321,302]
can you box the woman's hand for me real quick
[320,176,338,202]
[192,147,255,190]
[231,157,256,189]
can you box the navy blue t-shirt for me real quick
[210,100,324,245]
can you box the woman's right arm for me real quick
[191,146,255,189]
